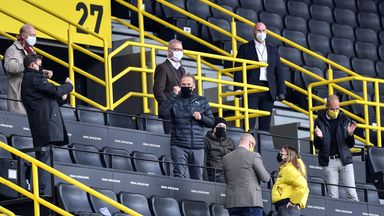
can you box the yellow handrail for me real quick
[0,141,141,216]
[0,206,15,216]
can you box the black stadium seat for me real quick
[266,26,282,46]
[309,4,334,23]
[210,203,229,216]
[53,146,73,163]
[287,1,310,19]
[137,115,165,134]
[308,19,331,38]
[10,135,34,157]
[239,0,264,14]
[159,155,173,176]
[351,57,376,77]
[379,45,384,61]
[150,196,182,216]
[367,147,384,198]
[0,133,12,159]
[331,37,356,57]
[106,111,135,129]
[211,5,233,22]
[204,17,230,43]
[356,183,380,204]
[259,12,284,30]
[334,8,357,27]
[303,52,327,70]
[327,53,351,69]
[284,16,307,33]
[131,151,162,175]
[215,0,239,9]
[379,31,384,44]
[89,188,126,216]
[119,192,151,216]
[180,199,210,216]
[375,61,384,79]
[186,0,211,20]
[307,33,331,55]
[282,29,307,47]
[331,23,355,41]
[312,0,334,8]
[332,71,352,90]
[264,0,287,15]
[334,0,357,11]
[71,144,103,167]
[308,176,327,196]
[60,104,77,122]
[355,28,379,44]
[278,46,303,66]
[354,41,378,61]
[235,8,258,23]
[101,147,133,171]
[236,22,254,41]
[357,12,381,31]
[77,105,105,125]
[159,0,186,20]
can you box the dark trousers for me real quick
[36,150,50,194]
[277,206,301,216]
[171,145,204,180]
[228,207,263,216]
[248,91,274,131]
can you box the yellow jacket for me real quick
[271,159,309,208]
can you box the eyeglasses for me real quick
[170,48,183,52]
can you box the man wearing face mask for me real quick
[153,39,185,133]
[204,117,235,183]
[314,95,358,201]
[159,73,214,180]
[234,22,286,131]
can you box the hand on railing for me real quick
[275,94,285,101]
[65,77,73,85]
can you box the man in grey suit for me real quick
[223,133,270,216]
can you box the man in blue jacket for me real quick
[159,73,214,180]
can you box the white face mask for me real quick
[172,50,183,62]
[26,36,36,46]
[256,32,266,42]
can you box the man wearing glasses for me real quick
[153,39,185,134]
[314,94,358,201]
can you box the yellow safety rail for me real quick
[0,206,15,216]
[108,41,269,131]
[0,141,141,216]
[0,0,110,111]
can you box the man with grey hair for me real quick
[153,39,185,133]
[314,94,358,201]
[223,133,270,216]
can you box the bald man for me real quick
[234,22,286,131]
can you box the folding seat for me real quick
[235,7,258,22]
[70,144,103,167]
[379,45,384,61]
[211,5,234,22]
[334,8,357,27]
[355,41,379,61]
[266,26,282,46]
[118,192,151,216]
[379,31,384,44]
[308,176,327,196]
[202,17,231,43]
[312,0,334,8]
[238,0,264,14]
[357,12,381,31]
[159,155,173,176]
[159,0,186,20]
[282,29,307,47]
[210,203,229,216]
[257,131,275,151]
[351,57,377,77]
[180,200,210,216]
[278,46,303,66]
[263,0,287,15]
[309,4,334,23]
[101,147,133,171]
[307,33,331,55]
[331,23,355,41]
[308,19,331,38]
[57,183,102,215]
[150,196,182,216]
[10,135,34,157]
[0,94,7,111]
[259,12,284,30]
[287,0,310,19]
[89,188,127,216]
[331,37,356,57]
[303,52,327,71]
[332,70,352,90]
[215,0,239,9]
[186,0,211,20]
[77,105,105,125]
[334,0,356,11]
[0,133,10,158]
[236,22,254,41]
[327,53,351,70]
[375,61,384,79]
[284,15,307,33]
[355,28,379,45]
[226,127,244,147]
[106,111,135,129]
[131,151,162,175]
[53,145,73,164]
[136,115,165,134]
[357,0,378,13]
[367,147,384,198]
[356,183,381,204]
[60,104,77,122]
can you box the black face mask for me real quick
[180,86,193,98]
[276,153,283,163]
[215,127,226,139]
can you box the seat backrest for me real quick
[351,57,376,77]
[331,37,355,57]
[357,12,381,31]
[150,196,182,216]
[308,19,331,38]
[206,17,231,42]
[0,94,7,111]
[159,155,173,176]
[186,0,211,20]
[53,145,73,163]
[278,46,303,65]
[226,127,244,147]
[160,0,186,18]
[210,203,229,216]
[71,144,103,167]
[264,0,287,15]
[334,8,357,27]
[137,115,165,134]
[106,111,135,129]
[312,0,334,8]
[215,0,239,10]
[309,4,334,23]
[303,51,327,70]
[259,12,283,30]
[287,0,310,19]
[284,15,307,33]
[236,7,258,22]
[357,0,377,13]
[60,104,77,122]
[211,5,233,22]
[257,131,275,151]
[181,199,210,216]
[355,27,378,44]
[101,147,133,171]
[354,42,378,61]
[327,53,351,69]
[307,33,331,55]
[10,135,34,157]
[77,105,105,125]
[236,22,254,41]
[331,23,355,41]
[89,188,120,215]
[308,176,327,196]
[57,183,94,213]
[119,192,151,216]
[334,0,356,11]
[131,151,162,175]
[282,29,307,47]
[0,133,12,159]
[239,0,264,13]
[368,147,384,173]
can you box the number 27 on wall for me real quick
[76,2,103,34]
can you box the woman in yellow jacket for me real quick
[271,146,309,216]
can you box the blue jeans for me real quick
[228,207,263,216]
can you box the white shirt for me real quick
[167,58,181,70]
[254,40,268,81]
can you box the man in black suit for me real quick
[153,39,185,133]
[234,22,286,131]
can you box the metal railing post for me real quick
[67,26,76,107]
[32,163,40,216]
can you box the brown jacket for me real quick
[4,41,27,114]
[223,147,270,209]
[153,59,185,105]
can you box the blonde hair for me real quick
[281,146,306,178]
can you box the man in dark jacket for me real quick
[21,54,73,193]
[314,95,358,201]
[204,117,234,183]
[159,73,214,180]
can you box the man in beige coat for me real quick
[4,24,37,114]
[223,133,270,216]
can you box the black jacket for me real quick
[314,110,355,166]
[21,68,73,147]
[204,131,235,182]
[159,92,214,149]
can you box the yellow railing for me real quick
[0,141,141,216]
[0,206,15,216]
[108,41,269,131]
